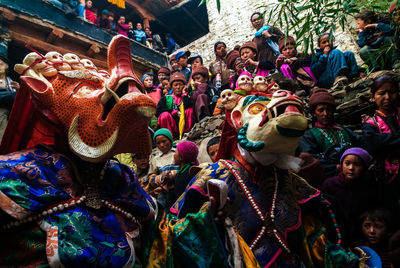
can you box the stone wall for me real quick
[180,0,362,67]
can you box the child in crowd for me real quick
[175,51,192,84]
[191,66,212,122]
[276,36,316,94]
[84,0,96,24]
[362,73,400,204]
[133,23,146,45]
[254,25,280,58]
[299,89,361,177]
[144,129,179,197]
[207,136,220,163]
[169,54,179,72]
[156,72,193,138]
[164,141,199,209]
[356,208,400,267]
[209,41,231,90]
[311,33,363,89]
[142,73,161,104]
[239,41,275,78]
[108,12,116,31]
[114,153,150,181]
[116,16,129,37]
[356,10,395,71]
[157,66,171,86]
[188,54,204,70]
[159,78,171,96]
[95,9,111,30]
[226,49,244,90]
[322,147,374,243]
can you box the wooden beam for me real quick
[125,0,156,20]
[46,29,64,44]
[0,9,15,21]
[87,43,100,58]
[181,6,208,33]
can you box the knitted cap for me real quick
[101,9,109,15]
[340,147,371,167]
[191,66,209,79]
[169,72,186,86]
[308,88,335,112]
[141,73,153,83]
[158,66,171,75]
[153,128,174,143]
[169,54,176,64]
[278,36,296,52]
[226,50,241,69]
[177,141,199,165]
[239,41,258,55]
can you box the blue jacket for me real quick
[357,22,392,48]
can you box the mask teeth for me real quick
[101,86,120,105]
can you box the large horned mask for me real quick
[231,90,307,155]
[16,36,156,162]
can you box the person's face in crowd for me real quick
[86,0,92,9]
[128,22,133,30]
[143,76,153,88]
[171,81,185,96]
[173,150,182,165]
[102,13,108,20]
[282,44,296,58]
[192,74,207,84]
[372,82,399,115]
[191,58,203,70]
[0,59,8,74]
[177,55,188,68]
[251,13,264,30]
[108,15,114,22]
[145,28,151,36]
[155,135,172,154]
[133,155,149,170]
[362,217,388,246]
[318,34,333,49]
[215,44,227,58]
[313,104,334,126]
[240,48,256,62]
[342,155,364,181]
[234,58,244,73]
[208,144,219,163]
[162,80,170,93]
[158,72,167,83]
[171,60,179,71]
[136,23,142,30]
[119,16,125,24]
[357,18,368,31]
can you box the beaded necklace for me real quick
[318,127,345,144]
[221,160,291,253]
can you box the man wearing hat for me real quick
[209,41,231,90]
[175,51,192,83]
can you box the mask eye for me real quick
[248,103,265,115]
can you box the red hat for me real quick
[169,72,186,85]
[191,66,209,79]
[226,50,241,69]
[169,54,176,64]
[239,41,258,55]
[177,141,199,165]
[158,66,171,75]
[308,88,335,112]
[278,36,296,52]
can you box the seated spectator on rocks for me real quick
[164,141,199,209]
[311,33,363,89]
[96,9,111,30]
[44,0,85,18]
[207,136,220,163]
[276,36,316,95]
[144,129,179,199]
[322,147,374,244]
[108,12,116,31]
[133,23,146,45]
[362,73,400,203]
[156,72,193,138]
[239,41,275,78]
[166,33,178,55]
[226,49,244,90]
[142,73,161,105]
[84,0,96,24]
[191,66,212,122]
[356,10,396,72]
[355,208,400,267]
[209,41,231,90]
[175,51,192,84]
[116,16,129,37]
[0,55,18,141]
[251,12,284,63]
[188,54,204,71]
[299,89,361,177]
[157,66,171,87]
